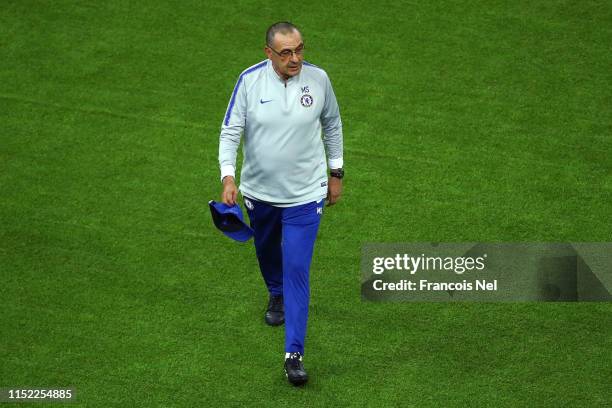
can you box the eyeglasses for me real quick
[267,43,305,59]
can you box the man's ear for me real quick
[264,46,272,59]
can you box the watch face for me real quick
[331,169,344,178]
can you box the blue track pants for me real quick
[245,197,324,355]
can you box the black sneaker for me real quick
[284,352,308,386]
[265,295,284,326]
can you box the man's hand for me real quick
[221,176,238,205]
[326,177,342,206]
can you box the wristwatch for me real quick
[330,168,344,179]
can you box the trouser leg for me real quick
[245,198,283,296]
[281,200,324,354]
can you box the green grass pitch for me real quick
[1,1,611,406]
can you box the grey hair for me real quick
[266,21,301,47]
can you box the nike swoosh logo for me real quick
[260,99,273,104]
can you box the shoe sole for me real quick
[284,369,308,386]
[265,319,285,326]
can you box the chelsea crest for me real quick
[300,94,313,107]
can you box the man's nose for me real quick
[290,52,300,63]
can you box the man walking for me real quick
[218,21,344,386]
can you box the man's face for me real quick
[265,30,304,80]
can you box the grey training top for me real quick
[219,59,343,206]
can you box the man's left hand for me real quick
[326,177,342,206]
